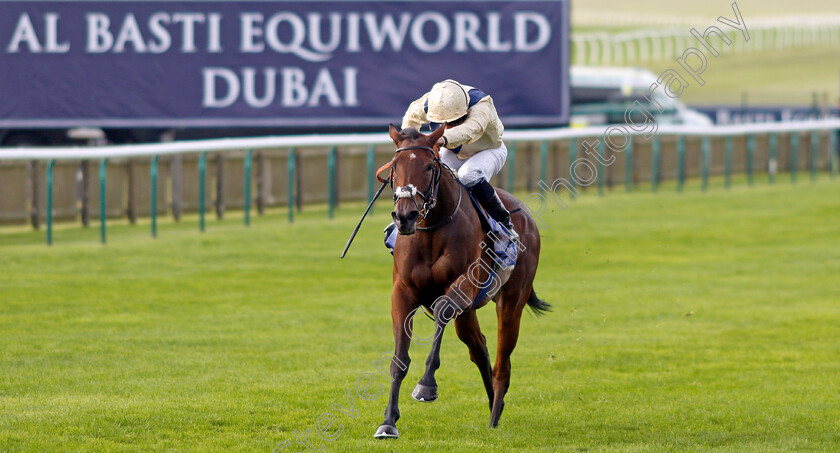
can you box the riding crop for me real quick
[340,160,394,258]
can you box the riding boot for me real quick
[469,179,519,242]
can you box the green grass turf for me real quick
[570,0,840,106]
[1,175,839,452]
[644,46,840,107]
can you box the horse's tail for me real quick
[526,288,551,317]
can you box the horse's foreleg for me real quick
[375,294,416,439]
[489,298,525,428]
[454,310,494,410]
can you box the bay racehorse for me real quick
[374,124,550,438]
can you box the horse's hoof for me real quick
[412,383,438,402]
[373,424,399,439]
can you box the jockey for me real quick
[401,79,518,242]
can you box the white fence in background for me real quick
[572,16,840,65]
[2,120,839,161]
[0,119,838,245]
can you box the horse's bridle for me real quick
[377,145,461,231]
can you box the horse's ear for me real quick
[428,123,446,147]
[388,123,402,144]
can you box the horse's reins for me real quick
[376,145,461,231]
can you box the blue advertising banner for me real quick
[696,106,840,124]
[0,1,569,128]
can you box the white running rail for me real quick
[572,17,840,65]
[1,120,838,161]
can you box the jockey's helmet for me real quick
[426,79,469,123]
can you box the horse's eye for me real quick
[426,165,434,172]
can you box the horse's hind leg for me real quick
[412,299,451,402]
[489,288,528,428]
[454,310,494,410]
[413,289,474,403]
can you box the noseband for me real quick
[389,146,442,222]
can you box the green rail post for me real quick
[651,136,660,193]
[746,134,755,186]
[199,152,206,232]
[367,145,376,212]
[507,141,516,192]
[701,136,710,192]
[831,130,838,178]
[769,133,778,185]
[244,149,253,226]
[724,136,733,189]
[150,155,158,238]
[539,140,548,183]
[569,139,578,190]
[328,146,336,219]
[676,136,685,192]
[810,131,818,182]
[46,160,54,246]
[625,138,633,192]
[288,148,295,223]
[99,158,107,244]
[790,133,799,184]
[597,140,605,196]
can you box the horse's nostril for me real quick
[393,210,419,225]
